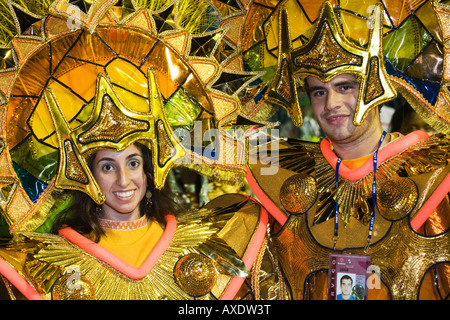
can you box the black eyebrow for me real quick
[308,85,325,92]
[308,80,359,92]
[334,80,359,87]
[96,153,143,165]
[127,153,143,159]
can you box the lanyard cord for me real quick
[333,131,387,251]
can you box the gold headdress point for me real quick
[43,86,105,205]
[264,7,302,127]
[265,1,397,127]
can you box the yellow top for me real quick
[340,132,401,170]
[97,216,165,268]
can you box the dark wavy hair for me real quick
[51,142,184,242]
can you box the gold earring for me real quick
[145,190,152,207]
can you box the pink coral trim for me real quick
[59,214,177,280]
[245,169,288,225]
[0,257,43,300]
[320,130,449,230]
[246,131,448,232]
[61,204,268,300]
[220,197,269,300]
[410,172,450,231]
[1,204,268,300]
[320,130,429,181]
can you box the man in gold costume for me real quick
[0,0,287,300]
[245,1,449,299]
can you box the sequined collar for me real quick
[99,215,149,230]
[272,131,444,226]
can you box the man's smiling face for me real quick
[307,74,379,146]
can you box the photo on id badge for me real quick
[328,254,371,300]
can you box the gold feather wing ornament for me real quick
[0,194,269,300]
[0,223,212,299]
[0,0,272,233]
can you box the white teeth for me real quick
[114,190,135,198]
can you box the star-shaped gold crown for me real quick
[265,1,397,126]
[44,69,184,204]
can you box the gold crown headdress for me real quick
[0,0,263,232]
[242,0,450,134]
[265,1,397,127]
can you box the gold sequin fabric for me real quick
[274,210,450,299]
[51,273,96,300]
[294,22,363,73]
[78,95,149,145]
[377,177,418,221]
[0,195,286,300]
[174,253,217,297]
[278,135,449,226]
[279,174,317,214]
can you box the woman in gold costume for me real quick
[0,141,280,300]
[51,142,182,243]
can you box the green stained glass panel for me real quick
[164,88,202,130]
[383,16,432,72]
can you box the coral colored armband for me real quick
[0,257,43,300]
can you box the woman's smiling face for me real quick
[92,144,147,221]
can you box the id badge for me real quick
[328,253,371,300]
